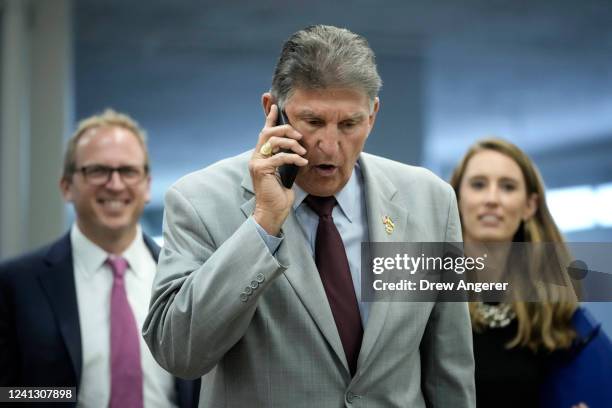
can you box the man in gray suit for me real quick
[144,25,475,407]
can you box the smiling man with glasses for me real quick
[0,109,200,407]
[60,112,152,253]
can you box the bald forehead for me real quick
[78,125,138,146]
[74,125,147,165]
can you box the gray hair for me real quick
[271,25,382,110]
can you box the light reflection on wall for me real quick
[547,182,612,232]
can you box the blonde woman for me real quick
[450,138,611,408]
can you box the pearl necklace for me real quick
[475,303,516,328]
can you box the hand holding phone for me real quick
[250,104,307,236]
[276,108,300,189]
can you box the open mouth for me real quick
[478,214,502,225]
[316,164,336,170]
[97,198,130,210]
[314,164,338,176]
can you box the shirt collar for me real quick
[71,223,145,279]
[293,163,361,223]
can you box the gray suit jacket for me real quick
[143,151,475,408]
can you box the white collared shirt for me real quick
[71,224,177,408]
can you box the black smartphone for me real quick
[276,107,300,189]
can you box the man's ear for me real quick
[262,92,273,116]
[367,97,380,132]
[59,177,73,202]
[144,174,152,203]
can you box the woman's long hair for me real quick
[450,138,577,352]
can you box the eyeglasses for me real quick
[75,164,148,186]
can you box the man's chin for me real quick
[96,217,137,236]
[301,184,340,197]
[296,177,345,197]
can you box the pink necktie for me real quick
[107,255,144,408]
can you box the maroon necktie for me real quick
[305,195,363,376]
[107,255,144,408]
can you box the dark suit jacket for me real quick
[0,232,200,408]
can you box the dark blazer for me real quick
[541,307,612,408]
[0,232,200,408]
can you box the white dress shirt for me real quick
[71,224,178,408]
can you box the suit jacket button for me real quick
[244,286,253,295]
[239,293,248,302]
[346,392,359,403]
[250,281,259,289]
[255,273,265,283]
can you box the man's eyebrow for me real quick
[294,110,366,121]
[295,109,322,119]
[343,113,366,121]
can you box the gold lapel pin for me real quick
[382,215,395,235]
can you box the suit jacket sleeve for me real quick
[420,187,476,407]
[0,268,18,385]
[142,184,290,379]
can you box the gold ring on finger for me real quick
[260,141,273,156]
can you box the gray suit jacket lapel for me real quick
[356,154,412,373]
[239,173,349,373]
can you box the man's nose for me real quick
[105,170,127,190]
[316,126,340,155]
